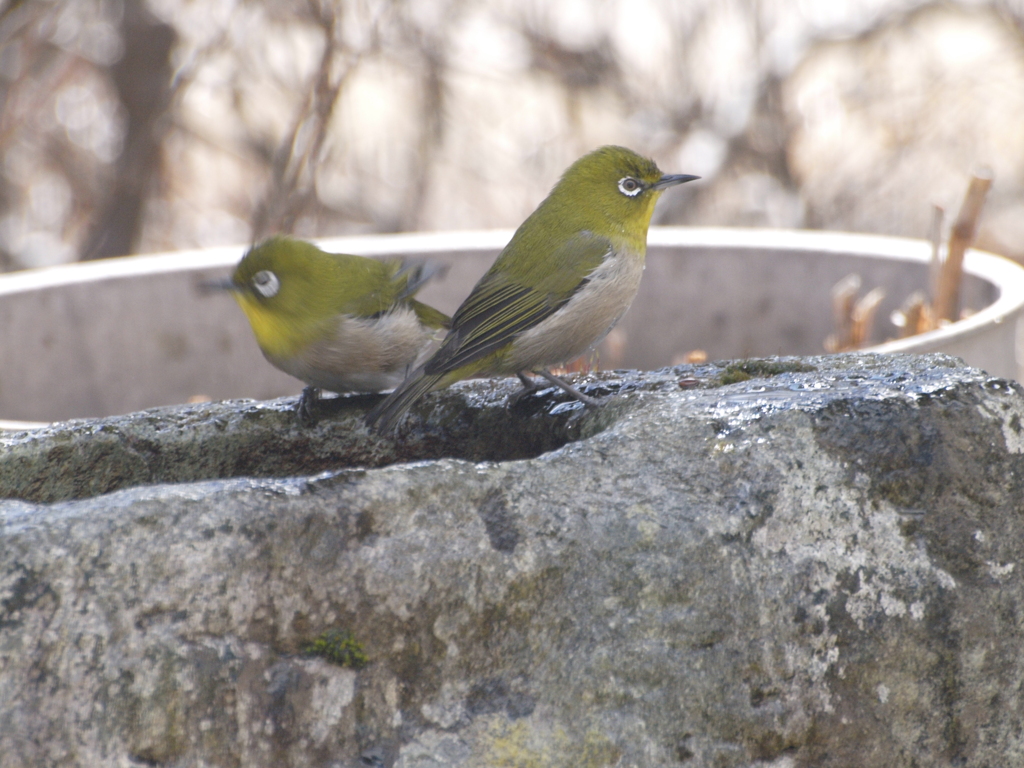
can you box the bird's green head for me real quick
[546,145,698,248]
[228,236,363,358]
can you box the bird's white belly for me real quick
[508,249,645,371]
[267,308,434,393]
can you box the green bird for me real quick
[215,235,450,424]
[366,145,698,432]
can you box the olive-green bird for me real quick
[215,235,450,424]
[366,145,698,432]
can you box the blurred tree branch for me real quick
[80,2,176,260]
[250,0,361,240]
[0,0,1021,272]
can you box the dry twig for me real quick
[933,169,993,321]
[928,203,944,305]
[850,286,886,348]
[829,170,994,353]
[890,290,937,338]
[825,275,886,352]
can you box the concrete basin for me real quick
[2,228,1022,428]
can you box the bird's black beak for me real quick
[652,173,700,190]
[197,276,237,295]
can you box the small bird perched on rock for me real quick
[366,145,698,433]
[213,235,450,425]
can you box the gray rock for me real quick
[2,353,1024,767]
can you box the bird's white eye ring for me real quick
[617,177,643,197]
[252,270,280,298]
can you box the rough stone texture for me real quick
[2,353,1024,767]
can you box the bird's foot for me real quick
[528,369,607,408]
[506,372,548,409]
[296,386,321,427]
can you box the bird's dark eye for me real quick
[617,177,643,197]
[252,270,280,298]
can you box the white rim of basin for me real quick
[2,227,1022,431]
[650,227,1024,358]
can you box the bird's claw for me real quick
[505,372,548,410]
[296,386,321,428]
[507,370,608,409]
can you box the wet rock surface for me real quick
[2,353,1024,767]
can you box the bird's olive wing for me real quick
[332,256,408,318]
[425,232,611,375]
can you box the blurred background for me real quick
[1,0,1023,272]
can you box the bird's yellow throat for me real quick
[232,292,307,359]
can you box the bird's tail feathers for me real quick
[366,369,444,434]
